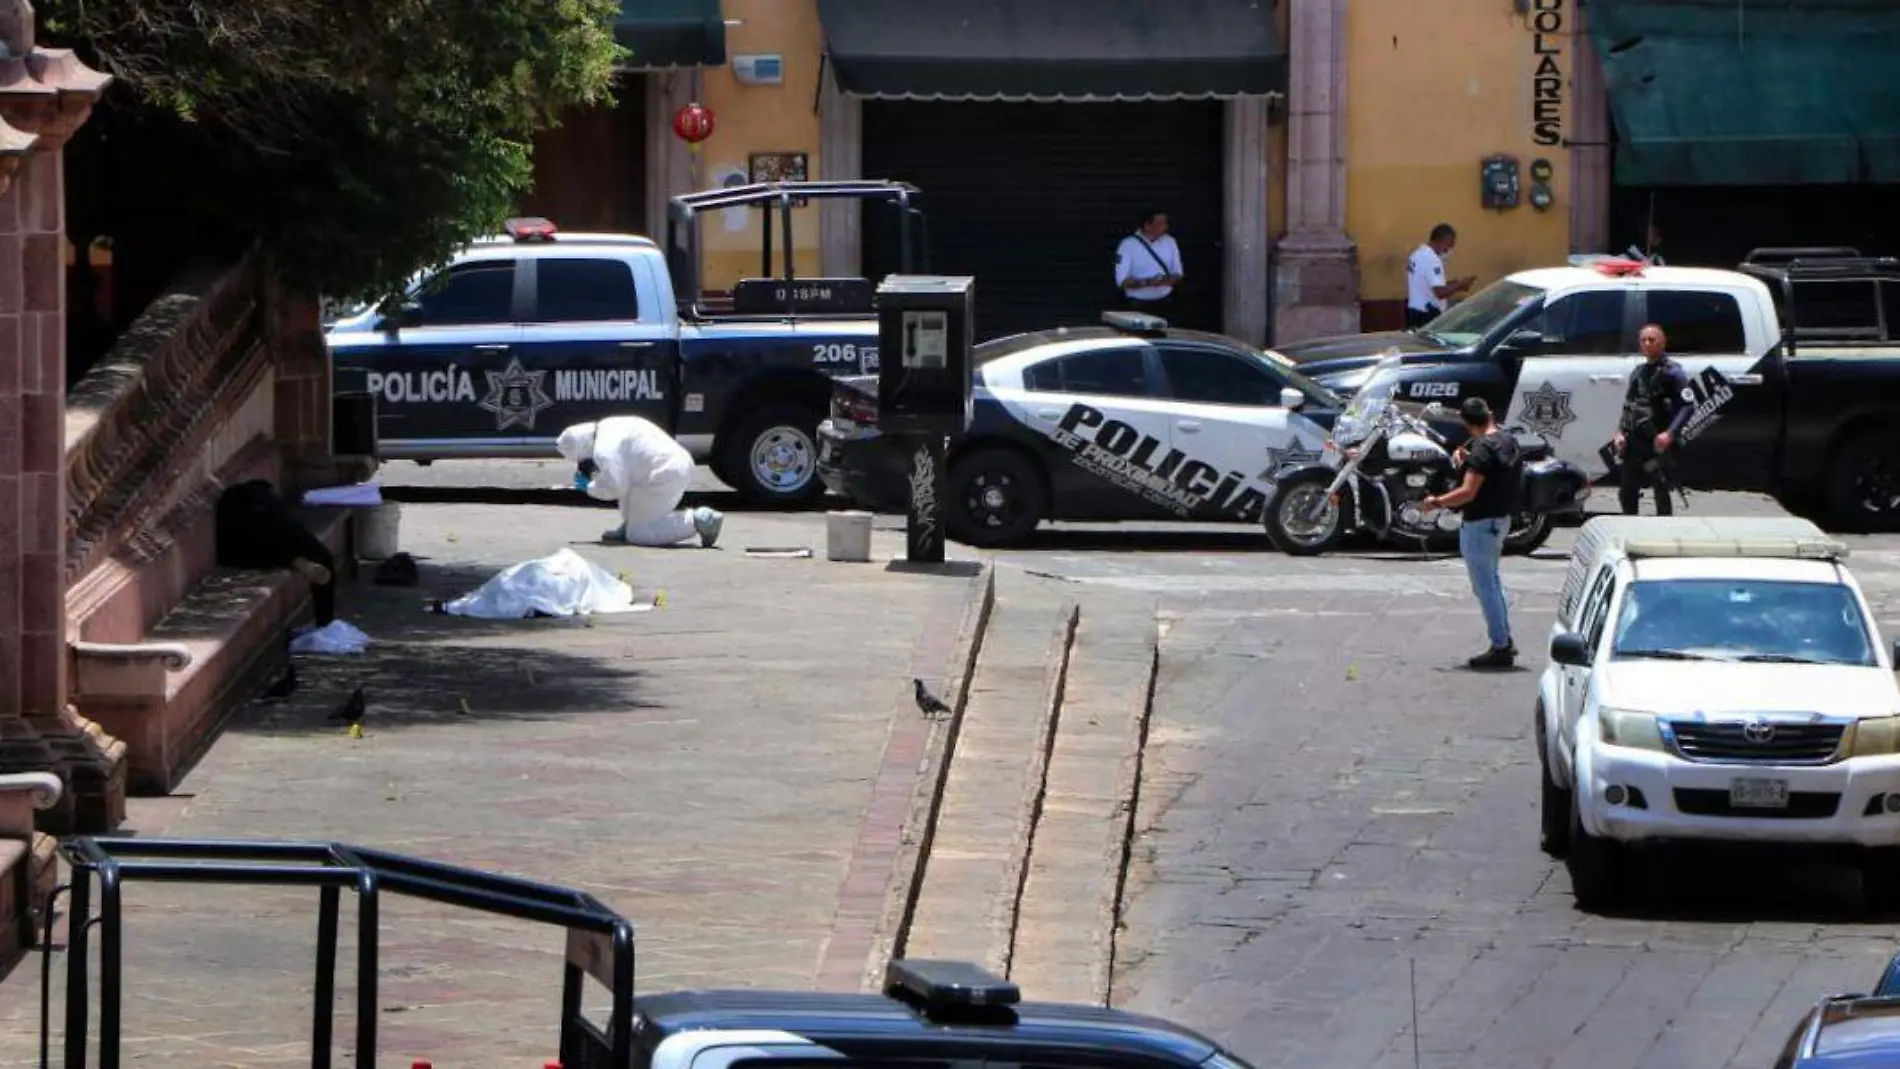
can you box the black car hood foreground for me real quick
[1272,330,1473,383]
[1274,329,1460,363]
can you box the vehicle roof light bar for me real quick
[1101,310,1168,335]
[504,217,558,242]
[1591,257,1647,277]
[1619,536,1850,562]
[884,959,1021,1012]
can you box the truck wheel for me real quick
[1566,789,1627,913]
[947,448,1046,547]
[1537,707,1569,859]
[722,404,827,507]
[1826,429,1900,533]
[1264,470,1345,555]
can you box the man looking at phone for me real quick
[1422,397,1523,669]
[1406,223,1476,329]
[1115,209,1184,320]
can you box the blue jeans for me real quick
[1459,516,1511,650]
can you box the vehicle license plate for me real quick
[1729,777,1790,809]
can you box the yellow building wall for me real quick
[1344,0,1574,306]
[698,0,824,291]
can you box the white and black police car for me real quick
[817,312,1344,547]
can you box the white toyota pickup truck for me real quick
[1535,515,1900,912]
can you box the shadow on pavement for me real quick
[381,485,835,514]
[229,559,664,739]
[1593,846,1879,923]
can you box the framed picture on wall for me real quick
[749,152,810,206]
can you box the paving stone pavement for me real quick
[1028,506,1900,1069]
[0,482,985,1069]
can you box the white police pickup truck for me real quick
[1277,251,1900,530]
[1536,515,1900,913]
[326,181,927,505]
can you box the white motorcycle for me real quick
[1263,353,1590,556]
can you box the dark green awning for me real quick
[616,0,726,70]
[1589,0,1900,186]
[818,0,1285,102]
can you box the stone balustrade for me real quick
[0,772,64,967]
[65,260,274,583]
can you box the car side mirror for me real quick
[1502,329,1545,353]
[1549,632,1592,667]
[1279,387,1305,410]
[378,299,420,331]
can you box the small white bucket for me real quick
[356,502,403,560]
[826,510,873,563]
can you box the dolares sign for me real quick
[1529,0,1567,148]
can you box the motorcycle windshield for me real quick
[1331,351,1406,446]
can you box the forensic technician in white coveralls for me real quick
[557,417,724,548]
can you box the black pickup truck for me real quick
[327,180,927,505]
[1265,250,1900,530]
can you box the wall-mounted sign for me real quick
[1529,0,1566,147]
[750,152,811,206]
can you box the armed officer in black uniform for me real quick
[1612,323,1694,515]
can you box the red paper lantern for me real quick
[672,103,716,146]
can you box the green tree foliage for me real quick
[41,0,624,299]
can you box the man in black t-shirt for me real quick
[1421,398,1523,669]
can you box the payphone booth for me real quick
[875,275,975,563]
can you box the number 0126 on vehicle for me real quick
[1730,777,1790,808]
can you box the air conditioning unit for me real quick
[732,54,783,86]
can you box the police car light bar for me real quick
[1591,257,1647,277]
[1621,536,1850,563]
[884,959,1021,1010]
[1102,310,1168,335]
[505,217,558,242]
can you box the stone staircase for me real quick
[897,571,1160,1004]
[0,254,360,978]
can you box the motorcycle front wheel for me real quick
[1504,511,1554,555]
[1265,470,1347,555]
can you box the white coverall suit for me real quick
[557,418,706,547]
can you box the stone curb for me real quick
[994,602,1080,977]
[1097,614,1162,1005]
[813,560,996,992]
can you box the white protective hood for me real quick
[555,417,694,508]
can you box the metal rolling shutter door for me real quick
[861,101,1225,342]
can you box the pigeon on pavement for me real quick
[913,678,952,719]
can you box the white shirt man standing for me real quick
[1115,209,1184,321]
[1406,223,1475,329]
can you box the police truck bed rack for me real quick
[664,180,927,323]
[38,837,637,1069]
[1736,248,1900,348]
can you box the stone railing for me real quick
[64,254,277,582]
[0,773,63,837]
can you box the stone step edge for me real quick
[1008,608,1161,1007]
[989,601,1081,976]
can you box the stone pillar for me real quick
[273,272,368,495]
[1272,0,1360,343]
[0,0,126,833]
[817,63,862,279]
[1223,95,1272,346]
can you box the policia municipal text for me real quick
[1611,324,1691,516]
